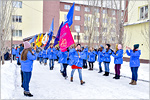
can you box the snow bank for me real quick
[1,61,17,99]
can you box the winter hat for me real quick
[118,44,122,49]
[106,44,111,48]
[100,45,104,49]
[134,44,139,49]
[23,41,31,49]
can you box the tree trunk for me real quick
[99,0,103,45]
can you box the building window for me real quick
[121,12,124,16]
[74,25,80,31]
[84,36,89,40]
[103,9,107,14]
[85,16,90,21]
[64,5,70,10]
[85,7,90,12]
[111,19,116,24]
[94,8,99,13]
[112,10,115,15]
[12,15,22,22]
[75,6,80,11]
[75,16,81,20]
[103,28,107,32]
[140,5,148,19]
[94,36,99,41]
[13,1,22,8]
[64,14,67,21]
[84,26,88,31]
[12,30,22,37]
[103,18,107,23]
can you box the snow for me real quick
[1,58,149,99]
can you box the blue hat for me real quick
[100,45,104,49]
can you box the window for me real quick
[111,19,116,24]
[85,7,90,12]
[96,18,99,22]
[75,16,81,20]
[121,12,123,16]
[94,8,99,13]
[112,10,115,15]
[94,36,99,41]
[103,9,107,14]
[74,25,80,31]
[103,18,107,23]
[140,5,148,19]
[84,16,90,21]
[64,14,67,21]
[84,26,88,31]
[13,1,22,8]
[103,28,107,32]
[64,5,70,10]
[75,6,80,11]
[12,15,22,22]
[12,30,22,37]
[84,36,89,40]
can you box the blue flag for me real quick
[53,22,63,46]
[44,18,54,50]
[29,34,37,43]
[63,2,75,27]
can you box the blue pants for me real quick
[63,64,68,77]
[43,58,47,63]
[71,69,82,81]
[104,62,110,72]
[39,57,43,63]
[99,62,102,68]
[49,59,54,68]
[131,67,139,81]
[23,72,32,92]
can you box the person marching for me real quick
[103,44,113,76]
[88,47,96,70]
[47,43,57,70]
[21,41,36,97]
[38,49,43,64]
[97,45,104,73]
[12,47,16,60]
[112,44,123,79]
[70,44,85,85]
[42,48,48,65]
[126,44,141,85]
[81,46,88,68]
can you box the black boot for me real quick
[113,74,117,79]
[103,72,107,76]
[115,75,120,79]
[98,67,103,73]
[24,91,33,97]
[106,72,109,76]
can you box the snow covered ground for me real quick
[1,58,149,99]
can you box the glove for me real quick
[110,49,114,53]
[67,58,69,60]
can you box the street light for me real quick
[76,28,80,44]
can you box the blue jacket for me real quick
[97,50,104,62]
[21,51,36,72]
[103,49,112,63]
[88,51,96,62]
[42,50,47,59]
[69,49,84,67]
[38,51,43,58]
[58,51,69,64]
[82,48,88,60]
[16,48,20,57]
[126,50,141,67]
[112,49,123,64]
[47,47,57,60]
[12,49,16,55]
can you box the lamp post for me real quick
[76,28,80,44]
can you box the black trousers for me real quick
[21,70,24,86]
[83,59,87,68]
[13,55,16,60]
[63,64,68,77]
[88,62,94,69]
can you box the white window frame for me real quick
[64,5,70,10]
[103,9,107,14]
[74,25,80,31]
[75,6,80,11]
[13,30,22,37]
[12,15,22,23]
[85,7,90,12]
[75,16,81,20]
[140,5,148,19]
[13,1,22,8]
[112,10,115,15]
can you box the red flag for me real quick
[59,23,74,52]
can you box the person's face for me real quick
[50,44,53,47]
[106,45,108,49]
[77,45,81,50]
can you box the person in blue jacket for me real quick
[21,41,36,97]
[81,46,88,68]
[70,44,85,85]
[103,44,113,76]
[58,50,64,73]
[38,49,43,64]
[126,44,141,85]
[47,43,57,70]
[12,47,16,60]
[112,44,123,79]
[88,47,96,70]
[97,45,104,73]
[42,48,47,65]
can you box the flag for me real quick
[36,34,40,43]
[59,23,74,52]
[53,22,63,47]
[37,34,43,47]
[29,35,37,43]
[42,32,48,45]
[34,37,36,50]
[44,18,54,50]
[63,2,75,27]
